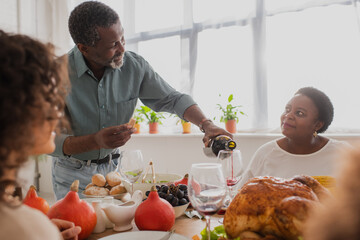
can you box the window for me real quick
[266,2,360,131]
[2,0,359,132]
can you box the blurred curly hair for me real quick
[68,1,119,46]
[0,30,69,201]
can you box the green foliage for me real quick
[136,106,165,124]
[200,225,240,240]
[133,107,145,124]
[215,94,245,123]
[170,113,188,125]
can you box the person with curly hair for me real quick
[239,87,349,187]
[0,30,81,240]
[51,1,231,199]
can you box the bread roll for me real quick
[106,171,122,187]
[83,186,109,196]
[92,173,106,187]
[85,182,95,189]
[109,184,127,195]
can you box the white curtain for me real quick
[0,0,73,55]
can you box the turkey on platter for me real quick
[223,175,331,240]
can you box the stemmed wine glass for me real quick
[217,149,243,207]
[188,163,226,240]
[117,150,145,195]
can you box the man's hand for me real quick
[94,124,136,149]
[51,219,81,240]
[202,121,233,147]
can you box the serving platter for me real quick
[81,192,127,200]
[98,231,190,240]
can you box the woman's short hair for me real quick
[295,87,334,133]
[68,1,119,46]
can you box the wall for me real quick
[38,133,360,194]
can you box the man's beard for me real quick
[109,54,124,69]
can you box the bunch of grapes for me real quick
[146,183,189,207]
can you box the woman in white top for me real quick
[240,87,349,187]
[0,31,81,240]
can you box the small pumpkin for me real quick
[47,180,96,240]
[174,173,188,186]
[23,185,49,215]
[135,185,175,231]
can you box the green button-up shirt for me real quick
[52,46,196,160]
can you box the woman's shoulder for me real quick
[0,203,61,240]
[326,138,352,149]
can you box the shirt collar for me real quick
[73,46,90,78]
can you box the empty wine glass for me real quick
[217,149,243,208]
[188,163,226,240]
[117,150,145,195]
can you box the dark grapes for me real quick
[149,184,190,207]
[161,185,169,193]
[171,197,179,206]
[177,190,184,199]
[166,193,174,203]
[159,192,167,198]
[179,198,188,205]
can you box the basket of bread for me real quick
[82,171,127,199]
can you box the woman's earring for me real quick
[313,131,318,138]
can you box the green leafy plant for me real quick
[215,94,245,123]
[133,107,145,124]
[136,106,165,124]
[170,113,189,125]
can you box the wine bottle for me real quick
[210,135,237,156]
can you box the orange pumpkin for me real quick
[47,180,96,240]
[174,173,188,186]
[135,185,175,231]
[23,185,49,215]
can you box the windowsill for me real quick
[131,132,360,138]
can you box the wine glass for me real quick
[188,163,226,240]
[117,150,145,195]
[217,149,243,208]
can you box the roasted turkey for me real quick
[223,175,331,240]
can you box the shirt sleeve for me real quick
[135,54,197,118]
[51,133,71,158]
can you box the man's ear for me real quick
[77,43,88,55]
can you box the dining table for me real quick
[88,211,224,240]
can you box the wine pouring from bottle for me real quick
[203,135,237,157]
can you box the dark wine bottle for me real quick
[210,135,236,156]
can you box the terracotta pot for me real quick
[134,123,141,134]
[182,122,191,134]
[148,122,158,134]
[225,119,237,133]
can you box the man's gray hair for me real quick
[68,1,119,46]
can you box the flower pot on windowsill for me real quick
[149,122,158,134]
[225,119,237,133]
[182,122,191,134]
[134,123,141,134]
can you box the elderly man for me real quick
[51,1,231,200]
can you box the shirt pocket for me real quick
[115,98,138,124]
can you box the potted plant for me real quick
[215,94,245,133]
[137,106,165,134]
[132,108,145,134]
[179,119,191,134]
[170,114,192,134]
